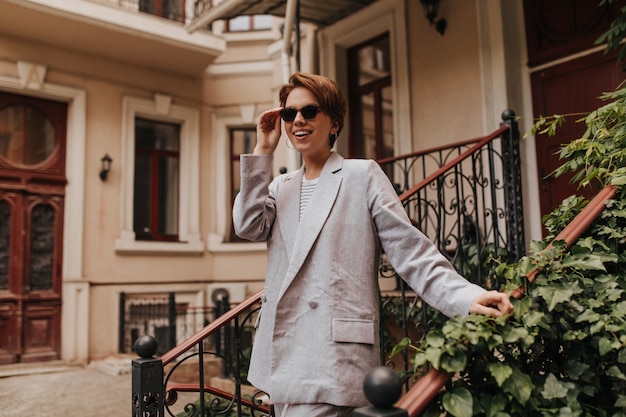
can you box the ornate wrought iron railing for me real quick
[377,110,525,290]
[131,110,525,417]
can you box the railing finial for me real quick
[134,335,158,358]
[353,367,408,417]
[501,108,516,121]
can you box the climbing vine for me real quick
[396,82,626,417]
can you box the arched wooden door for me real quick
[0,92,67,364]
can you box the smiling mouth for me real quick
[293,130,312,139]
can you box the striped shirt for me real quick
[300,177,319,220]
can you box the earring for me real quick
[329,132,338,147]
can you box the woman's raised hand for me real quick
[254,108,283,155]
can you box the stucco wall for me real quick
[408,0,484,150]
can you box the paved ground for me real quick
[0,357,132,417]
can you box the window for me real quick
[347,33,394,161]
[229,127,256,241]
[226,15,273,32]
[116,95,203,254]
[133,118,180,241]
[139,0,185,22]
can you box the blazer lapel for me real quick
[276,168,303,261]
[278,153,344,299]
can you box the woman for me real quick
[233,72,513,417]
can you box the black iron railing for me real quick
[378,110,524,290]
[131,110,524,417]
[120,292,225,356]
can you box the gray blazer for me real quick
[233,152,485,407]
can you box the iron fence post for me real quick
[132,335,164,417]
[212,288,231,378]
[119,291,126,353]
[353,367,408,417]
[168,292,176,351]
[500,109,526,261]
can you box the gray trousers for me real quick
[273,403,355,417]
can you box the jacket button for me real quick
[261,295,267,303]
[308,301,318,309]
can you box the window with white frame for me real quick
[226,15,273,32]
[115,95,203,254]
[133,117,180,241]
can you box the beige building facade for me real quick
[0,0,618,365]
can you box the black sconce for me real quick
[99,153,112,181]
[420,0,447,36]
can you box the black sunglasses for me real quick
[280,105,322,122]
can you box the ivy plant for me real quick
[396,85,626,417]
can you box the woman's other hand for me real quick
[469,290,513,318]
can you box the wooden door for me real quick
[531,52,625,218]
[524,0,626,221]
[0,92,66,364]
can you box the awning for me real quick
[187,0,378,32]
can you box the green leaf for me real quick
[565,360,590,380]
[424,346,442,369]
[561,254,607,271]
[502,326,530,343]
[440,346,467,373]
[535,285,576,311]
[599,337,616,356]
[390,337,411,358]
[541,374,569,400]
[522,311,546,328]
[426,330,445,348]
[607,365,626,381]
[502,369,534,405]
[442,387,473,417]
[575,309,601,323]
[489,362,513,387]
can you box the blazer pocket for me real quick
[332,318,375,345]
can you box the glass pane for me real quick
[157,156,179,236]
[0,201,9,290]
[0,104,57,165]
[231,129,255,155]
[360,92,377,160]
[229,16,251,32]
[136,118,180,151]
[232,160,241,199]
[133,152,153,236]
[29,204,54,291]
[357,36,391,87]
[252,15,273,30]
[381,85,394,160]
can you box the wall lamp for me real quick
[99,153,112,181]
[420,0,447,36]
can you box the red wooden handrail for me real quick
[398,125,509,202]
[512,183,617,298]
[376,135,486,166]
[396,183,617,417]
[160,289,263,366]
